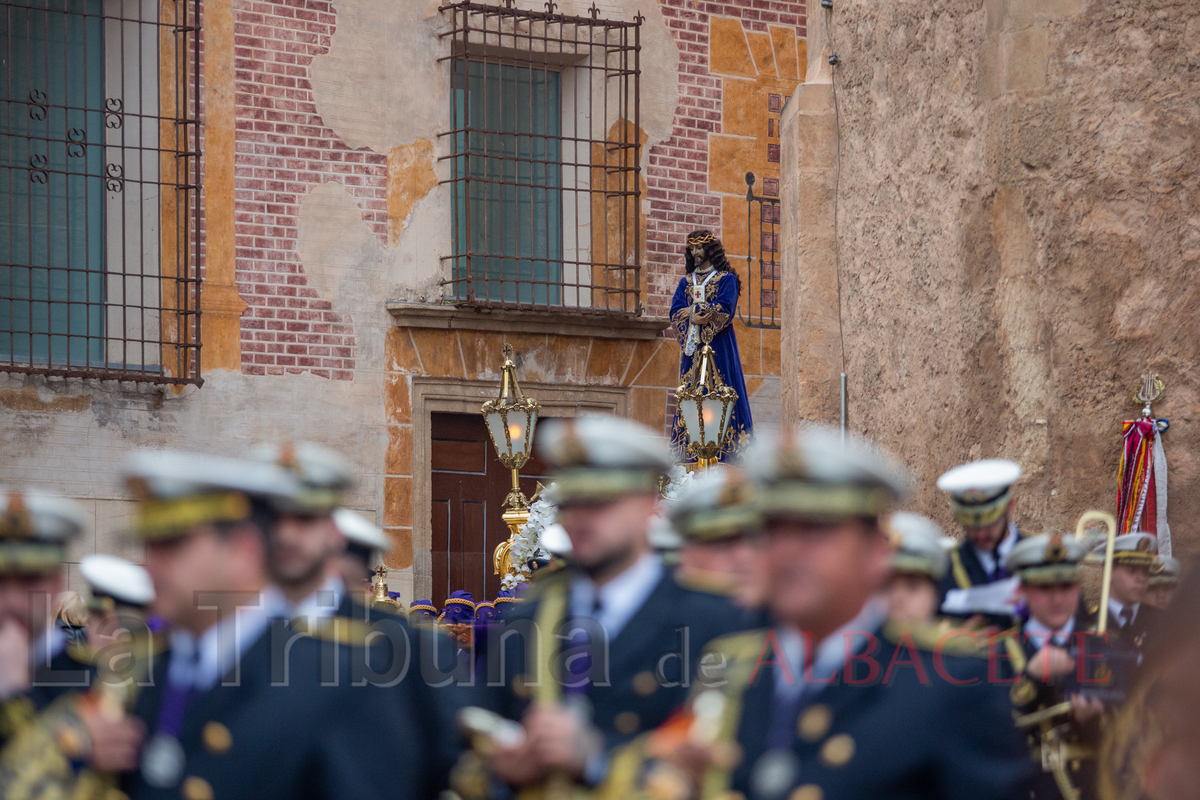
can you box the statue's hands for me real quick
[689,305,714,324]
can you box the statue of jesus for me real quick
[669,230,753,462]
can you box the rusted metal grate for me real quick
[739,172,780,330]
[1,0,202,384]
[438,0,642,315]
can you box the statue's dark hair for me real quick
[683,230,739,292]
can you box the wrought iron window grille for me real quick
[1,0,202,384]
[438,0,642,316]
[739,172,780,330]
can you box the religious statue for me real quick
[669,230,753,462]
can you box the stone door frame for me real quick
[409,377,629,599]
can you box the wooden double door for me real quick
[429,412,553,607]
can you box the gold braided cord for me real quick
[135,492,252,538]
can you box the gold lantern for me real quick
[481,343,540,582]
[675,344,738,469]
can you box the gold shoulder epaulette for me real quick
[67,631,167,665]
[529,561,567,583]
[882,619,991,657]
[522,565,570,600]
[64,641,96,665]
[674,568,736,597]
[0,695,36,740]
[707,628,770,662]
[293,616,377,647]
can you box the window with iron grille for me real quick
[0,0,201,384]
[739,172,780,330]
[439,1,642,315]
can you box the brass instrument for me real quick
[1081,510,1118,635]
[1011,509,1117,800]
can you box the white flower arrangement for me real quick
[502,488,555,590]
[501,467,695,589]
[661,464,696,502]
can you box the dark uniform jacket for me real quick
[1000,619,1101,800]
[27,646,94,712]
[122,619,442,800]
[1107,601,1160,651]
[331,592,470,789]
[484,566,745,751]
[709,624,1033,800]
[938,540,1003,595]
[0,647,93,754]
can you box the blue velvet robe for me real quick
[669,269,753,462]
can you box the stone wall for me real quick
[782,0,1200,563]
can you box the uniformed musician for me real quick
[117,450,439,800]
[1145,555,1180,610]
[883,511,953,627]
[668,465,769,615]
[481,415,744,791]
[1000,533,1105,800]
[331,507,390,595]
[78,553,155,652]
[619,427,1033,800]
[251,441,356,620]
[1090,533,1161,651]
[936,459,1024,594]
[0,490,145,788]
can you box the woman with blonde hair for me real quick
[52,590,88,647]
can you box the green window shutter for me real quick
[453,61,562,307]
[1,0,106,367]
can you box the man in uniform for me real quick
[483,415,744,790]
[118,450,441,800]
[883,511,952,627]
[639,427,1032,800]
[936,459,1023,594]
[251,442,356,619]
[0,490,145,786]
[331,507,390,595]
[668,465,769,615]
[79,553,155,651]
[999,533,1103,800]
[1145,555,1180,609]
[1091,532,1161,651]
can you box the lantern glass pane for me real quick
[701,401,720,445]
[526,408,538,454]
[486,410,511,458]
[507,415,527,457]
[680,397,700,442]
[719,397,734,442]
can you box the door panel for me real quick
[429,412,554,606]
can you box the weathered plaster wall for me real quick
[0,370,396,595]
[0,0,805,603]
[784,0,1200,562]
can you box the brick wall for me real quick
[646,0,806,318]
[233,0,387,379]
[221,0,804,376]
